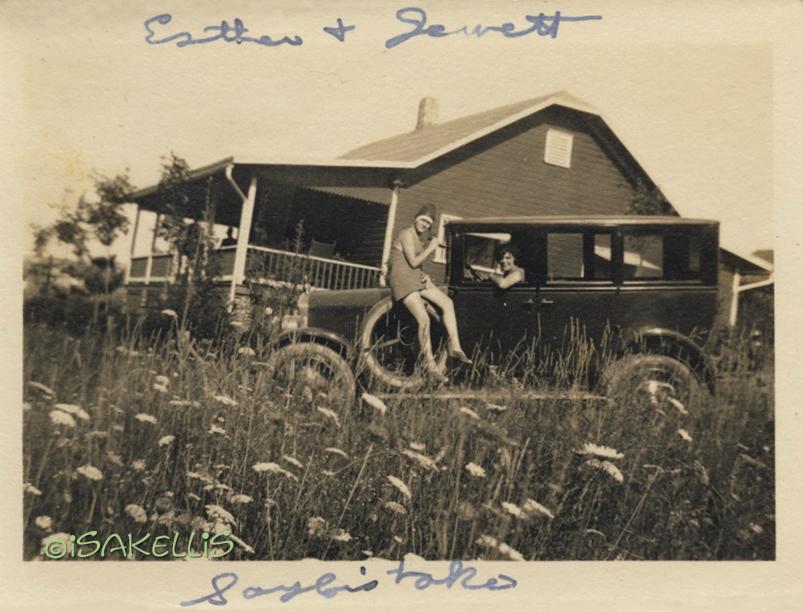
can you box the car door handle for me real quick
[540,298,555,306]
[521,298,536,308]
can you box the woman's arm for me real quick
[400,229,440,269]
[490,268,524,289]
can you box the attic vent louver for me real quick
[544,128,574,168]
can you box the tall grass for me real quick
[22,316,773,561]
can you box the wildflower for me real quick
[28,381,56,397]
[750,523,764,535]
[160,309,178,319]
[158,435,176,447]
[386,475,411,501]
[316,406,341,427]
[229,494,252,505]
[54,403,90,421]
[331,529,352,543]
[34,515,53,530]
[464,462,486,478]
[106,451,123,466]
[324,447,349,459]
[49,410,76,429]
[112,424,124,433]
[501,501,523,518]
[584,459,624,483]
[401,450,438,472]
[132,459,146,472]
[281,455,304,469]
[457,501,478,521]
[168,399,200,408]
[498,542,525,561]
[76,464,103,481]
[186,471,213,484]
[678,428,693,442]
[383,501,407,516]
[308,516,329,537]
[252,462,298,481]
[237,347,256,357]
[153,383,169,394]
[23,483,42,496]
[523,498,555,520]
[230,533,255,554]
[205,504,236,526]
[135,413,157,425]
[188,493,201,502]
[23,402,32,412]
[212,394,238,407]
[154,375,170,387]
[575,442,624,460]
[458,406,481,420]
[476,534,499,550]
[409,441,425,452]
[87,431,108,439]
[361,393,387,415]
[125,504,147,524]
[208,424,226,435]
[668,397,688,415]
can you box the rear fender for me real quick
[627,328,715,392]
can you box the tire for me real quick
[603,354,705,413]
[264,343,356,410]
[359,297,448,391]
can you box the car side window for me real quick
[622,230,706,282]
[544,231,614,283]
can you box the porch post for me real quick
[379,179,402,287]
[144,212,160,286]
[229,177,258,305]
[728,270,741,327]
[124,205,141,284]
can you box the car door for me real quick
[449,230,540,362]
[531,228,620,361]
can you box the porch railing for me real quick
[128,246,379,291]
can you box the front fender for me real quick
[628,328,715,392]
[273,327,354,361]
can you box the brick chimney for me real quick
[415,97,439,130]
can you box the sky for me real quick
[8,1,780,262]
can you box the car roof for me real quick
[446,215,717,228]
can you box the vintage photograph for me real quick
[18,3,775,569]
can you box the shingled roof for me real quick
[340,91,596,164]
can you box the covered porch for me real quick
[126,158,409,308]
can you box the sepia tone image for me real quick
[19,3,774,565]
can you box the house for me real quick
[126,91,771,326]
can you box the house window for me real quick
[544,129,574,168]
[433,214,461,264]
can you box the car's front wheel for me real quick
[264,343,356,409]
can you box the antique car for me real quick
[266,216,719,406]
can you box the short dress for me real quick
[388,226,430,302]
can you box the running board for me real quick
[372,390,609,402]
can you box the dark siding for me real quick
[393,111,636,281]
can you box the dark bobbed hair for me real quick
[495,242,520,263]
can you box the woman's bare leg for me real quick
[420,286,464,353]
[402,292,437,367]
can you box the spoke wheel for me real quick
[265,343,356,409]
[359,297,448,391]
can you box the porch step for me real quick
[371,390,609,402]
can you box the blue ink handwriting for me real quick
[323,18,356,42]
[385,7,602,49]
[179,562,516,606]
[144,14,303,48]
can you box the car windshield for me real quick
[462,232,512,278]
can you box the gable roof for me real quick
[340,91,598,164]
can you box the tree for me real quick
[626,182,673,216]
[32,172,135,296]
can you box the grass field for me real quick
[22,315,774,561]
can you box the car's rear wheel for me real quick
[603,354,704,414]
[359,297,448,391]
[264,343,356,410]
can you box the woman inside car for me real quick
[388,203,472,382]
[468,243,526,289]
